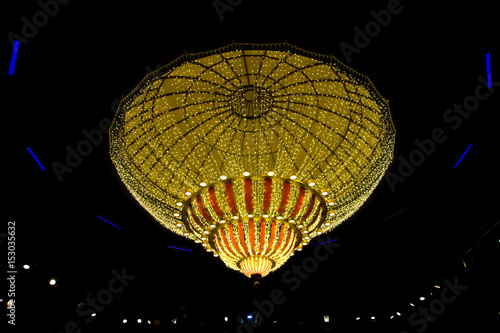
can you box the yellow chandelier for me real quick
[110,42,395,280]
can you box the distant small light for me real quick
[137,319,142,324]
[355,317,360,321]
[91,313,97,317]
[23,264,30,270]
[206,248,212,252]
[220,174,227,180]
[323,315,330,323]
[176,222,182,227]
[183,232,189,236]
[267,171,275,176]
[321,190,328,196]
[174,212,180,218]
[243,171,250,177]
[328,200,335,206]
[277,216,283,220]
[49,279,56,285]
[390,315,394,319]
[201,237,207,241]
[122,319,127,324]
[224,317,228,322]
[298,224,304,228]
[304,236,310,240]
[308,180,316,187]
[200,181,207,187]
[325,222,331,226]
[328,210,336,217]
[263,214,269,218]
[396,312,401,316]
[204,230,210,234]
[210,224,216,228]
[248,214,253,218]
[176,201,183,207]
[302,242,308,246]
[289,219,295,223]
[434,285,440,289]
[195,240,201,243]
[147,320,151,325]
[420,297,425,301]
[232,215,239,220]
[213,253,219,257]
[247,315,252,319]
[410,303,415,307]
[290,173,297,180]
[185,190,192,196]
[371,316,375,320]
[219,219,226,224]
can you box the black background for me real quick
[3,0,500,332]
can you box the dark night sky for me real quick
[4,1,500,332]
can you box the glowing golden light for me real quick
[110,42,395,279]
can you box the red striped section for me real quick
[249,220,255,255]
[300,195,316,222]
[264,221,277,255]
[225,182,239,214]
[227,224,245,256]
[197,196,214,222]
[278,181,291,214]
[290,187,305,218]
[208,187,224,218]
[189,204,205,230]
[262,179,272,212]
[275,224,286,251]
[244,179,253,213]
[238,222,250,256]
[281,228,293,254]
[259,220,266,255]
[220,229,237,257]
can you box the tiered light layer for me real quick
[183,176,326,276]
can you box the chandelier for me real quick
[110,43,395,281]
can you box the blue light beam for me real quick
[454,144,472,168]
[9,40,20,76]
[97,215,121,229]
[27,147,45,171]
[314,239,338,246]
[486,53,492,88]
[167,245,193,252]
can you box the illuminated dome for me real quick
[110,42,395,279]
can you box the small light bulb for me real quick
[243,171,250,176]
[267,171,275,176]
[220,174,227,180]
